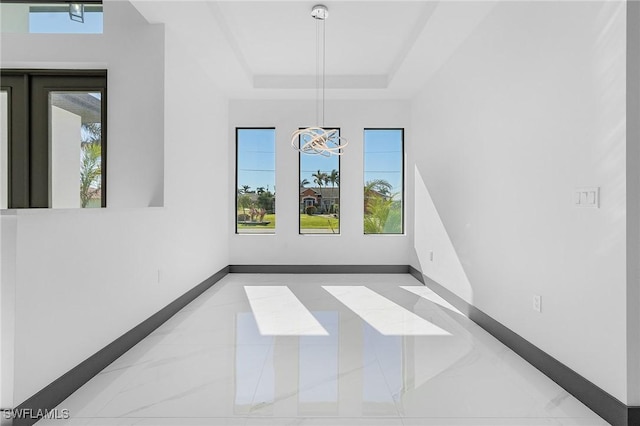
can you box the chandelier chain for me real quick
[322,14,326,127]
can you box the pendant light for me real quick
[291,4,348,156]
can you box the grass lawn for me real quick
[300,214,339,230]
[236,212,339,231]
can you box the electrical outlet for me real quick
[533,295,542,313]
[429,251,434,262]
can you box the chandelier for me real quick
[291,5,348,156]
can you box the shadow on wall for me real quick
[413,165,474,304]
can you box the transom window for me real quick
[0,1,103,34]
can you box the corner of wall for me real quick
[627,0,640,407]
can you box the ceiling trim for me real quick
[386,1,438,84]
[205,1,253,83]
[253,74,388,90]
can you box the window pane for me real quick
[236,128,276,234]
[0,91,7,209]
[299,129,340,234]
[49,91,102,208]
[0,3,103,34]
[363,129,403,234]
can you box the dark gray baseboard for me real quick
[12,266,230,426]
[408,266,637,426]
[12,264,638,426]
[408,265,425,284]
[230,264,409,274]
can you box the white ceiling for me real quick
[129,0,498,100]
[217,2,428,76]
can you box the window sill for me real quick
[1,206,165,216]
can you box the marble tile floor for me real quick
[39,274,609,426]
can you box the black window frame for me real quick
[363,128,405,235]
[0,69,107,208]
[298,127,341,235]
[235,127,276,235]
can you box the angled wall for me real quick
[0,1,229,405]
[627,0,640,407]
[410,1,629,404]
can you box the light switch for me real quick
[574,187,600,208]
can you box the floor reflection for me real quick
[41,274,609,426]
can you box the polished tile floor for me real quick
[42,274,609,426]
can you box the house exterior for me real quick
[300,187,339,213]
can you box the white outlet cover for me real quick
[573,187,600,208]
[533,295,542,313]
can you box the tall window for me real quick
[363,129,404,234]
[236,128,276,234]
[1,70,107,208]
[299,128,340,234]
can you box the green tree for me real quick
[363,180,401,234]
[329,169,339,187]
[257,190,275,212]
[237,194,253,218]
[80,123,102,208]
[364,179,392,204]
[80,143,102,207]
[312,170,328,212]
[327,169,339,214]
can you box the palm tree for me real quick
[312,170,328,212]
[363,179,400,233]
[80,142,101,207]
[364,179,393,200]
[312,170,326,189]
[241,185,251,194]
[80,123,102,208]
[328,169,339,213]
[300,178,310,189]
[256,187,265,195]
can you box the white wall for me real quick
[627,0,640,406]
[0,214,16,409]
[229,99,410,265]
[0,1,229,405]
[0,4,29,33]
[51,106,81,208]
[410,1,629,403]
